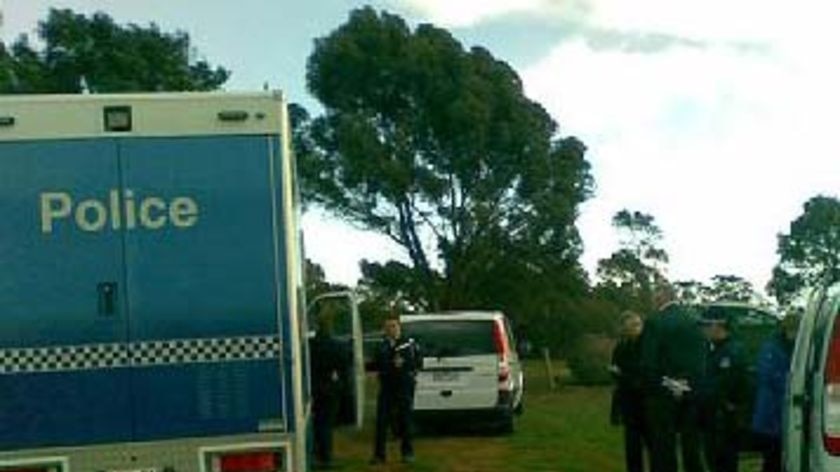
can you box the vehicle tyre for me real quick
[514,398,524,416]
[497,412,515,435]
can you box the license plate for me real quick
[432,371,460,382]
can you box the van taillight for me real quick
[824,313,840,455]
[218,452,281,472]
[493,320,512,386]
[492,320,509,359]
[498,364,511,382]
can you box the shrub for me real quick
[567,334,616,386]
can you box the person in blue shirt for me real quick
[752,313,800,472]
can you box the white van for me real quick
[400,311,524,434]
[784,283,840,471]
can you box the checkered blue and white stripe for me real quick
[0,335,282,374]
[130,335,281,367]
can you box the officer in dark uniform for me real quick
[700,306,749,472]
[371,315,420,465]
[611,311,649,472]
[640,295,707,472]
[309,312,350,470]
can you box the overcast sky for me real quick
[3,0,838,292]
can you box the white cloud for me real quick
[397,0,557,27]
[1,0,43,43]
[585,0,788,43]
[522,27,839,289]
[378,0,840,289]
[302,209,407,286]
[399,0,840,52]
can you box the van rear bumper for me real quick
[413,393,515,428]
[414,405,510,421]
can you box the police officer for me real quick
[700,306,749,472]
[310,312,350,470]
[611,311,649,472]
[752,312,799,472]
[371,315,420,465]
[640,291,707,472]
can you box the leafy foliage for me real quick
[298,7,592,311]
[768,195,840,305]
[595,210,670,313]
[612,209,668,265]
[1,9,228,94]
[674,275,766,305]
[707,274,761,303]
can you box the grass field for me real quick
[325,362,763,471]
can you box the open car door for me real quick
[308,291,364,429]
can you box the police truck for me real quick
[0,92,363,472]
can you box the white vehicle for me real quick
[400,311,524,434]
[784,283,840,471]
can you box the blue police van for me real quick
[0,92,361,472]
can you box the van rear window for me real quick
[403,320,495,357]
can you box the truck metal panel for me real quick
[0,93,285,141]
[0,138,133,449]
[120,135,286,440]
[0,92,308,470]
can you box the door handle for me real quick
[98,282,118,317]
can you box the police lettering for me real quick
[40,190,199,234]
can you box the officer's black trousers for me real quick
[754,433,781,472]
[622,405,648,472]
[373,387,414,460]
[646,394,704,472]
[313,391,338,465]
[703,414,739,472]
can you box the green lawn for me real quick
[328,362,763,471]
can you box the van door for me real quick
[811,291,840,469]
[118,136,285,439]
[0,139,132,448]
[307,291,364,429]
[406,320,499,411]
[784,290,830,472]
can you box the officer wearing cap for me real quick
[700,306,749,472]
[370,314,421,465]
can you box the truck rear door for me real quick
[0,139,132,448]
[120,135,286,439]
